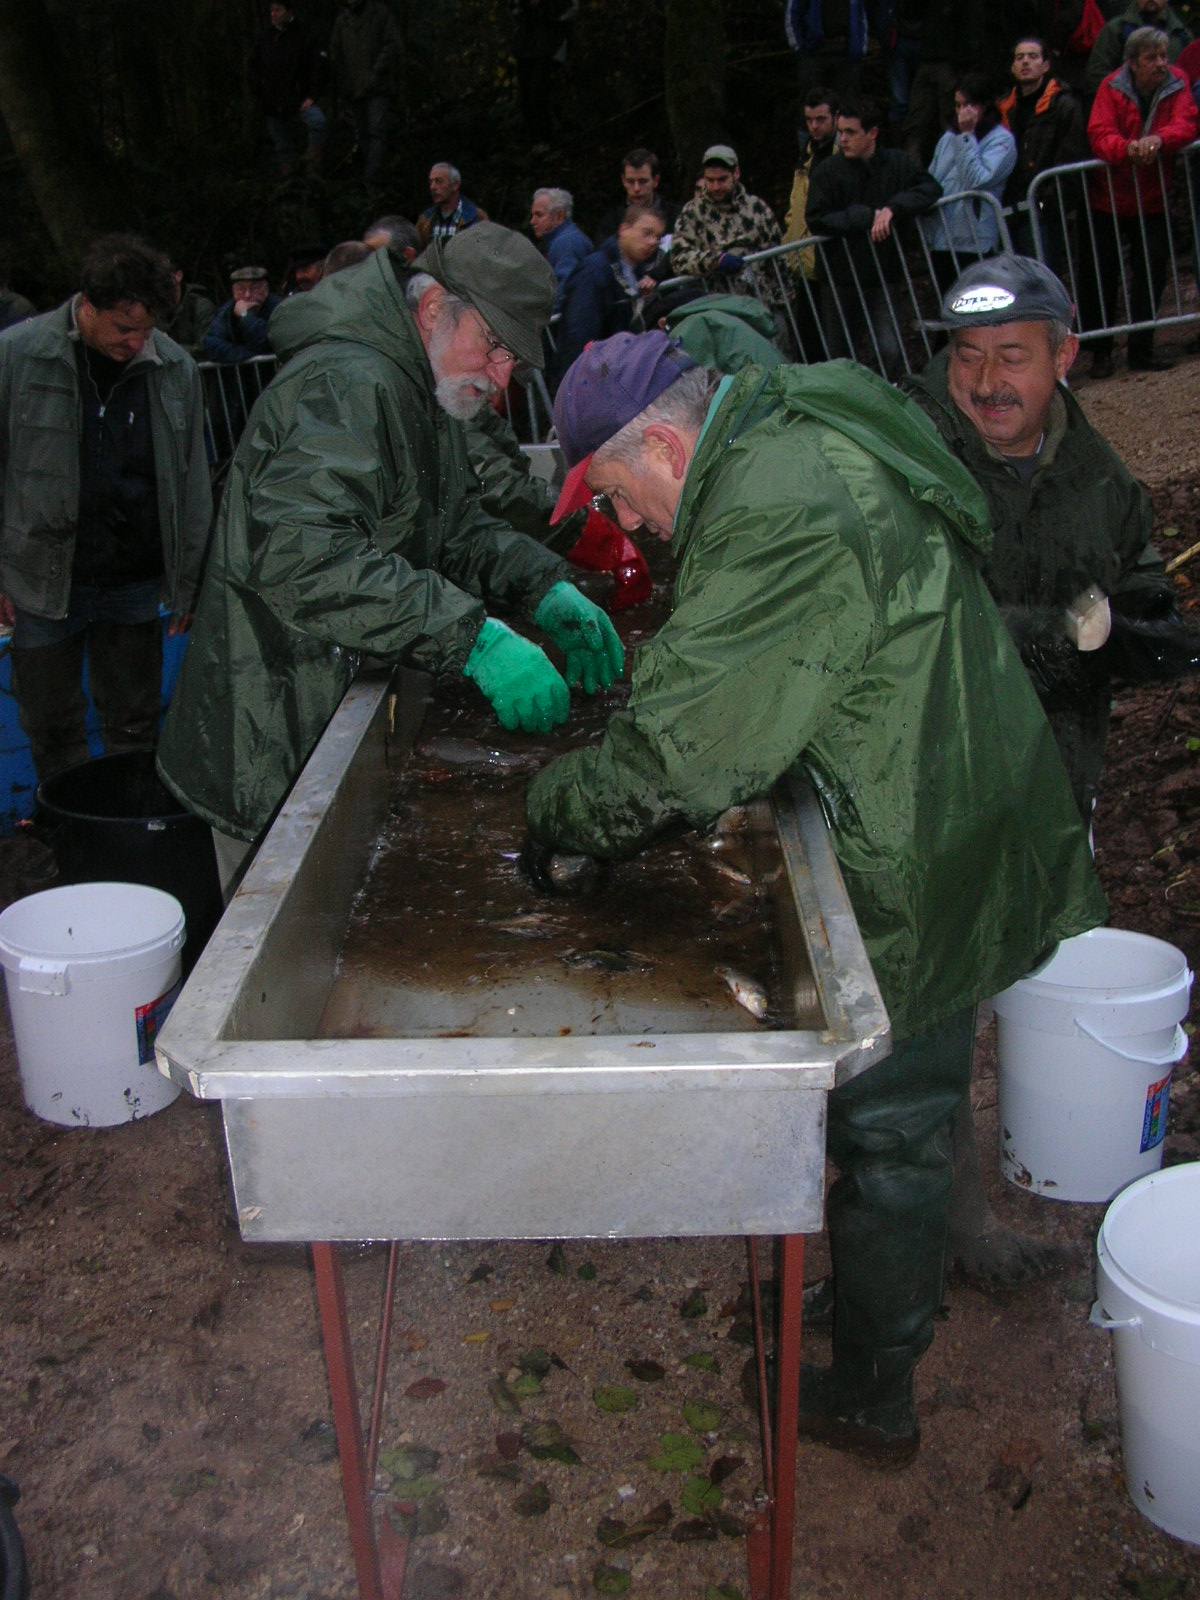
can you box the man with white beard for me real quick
[158,223,621,892]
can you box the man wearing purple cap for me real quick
[526,330,1104,1465]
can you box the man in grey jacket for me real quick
[0,233,212,781]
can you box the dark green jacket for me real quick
[0,299,212,620]
[527,362,1105,1039]
[330,0,402,97]
[158,249,566,841]
[664,294,785,372]
[463,404,580,551]
[904,351,1168,812]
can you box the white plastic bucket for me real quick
[992,929,1191,1203]
[1090,1163,1200,1544]
[0,882,185,1126]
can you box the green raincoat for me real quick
[158,249,566,841]
[527,361,1106,1039]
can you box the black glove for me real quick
[519,833,603,896]
[1001,605,1108,703]
[1101,608,1200,683]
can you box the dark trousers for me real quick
[825,1006,976,1367]
[1078,208,1170,365]
[819,278,904,379]
[11,615,162,782]
[348,95,390,179]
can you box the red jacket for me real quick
[1087,63,1198,216]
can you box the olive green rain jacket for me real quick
[158,249,566,841]
[527,361,1106,1039]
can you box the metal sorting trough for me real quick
[154,668,890,1244]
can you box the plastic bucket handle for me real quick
[17,958,69,996]
[1089,1300,1142,1333]
[1074,1018,1188,1067]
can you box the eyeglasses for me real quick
[588,492,617,519]
[469,309,516,368]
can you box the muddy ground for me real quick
[2,343,1200,1600]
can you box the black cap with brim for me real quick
[923,254,1074,333]
[414,221,556,369]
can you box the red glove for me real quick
[566,508,652,611]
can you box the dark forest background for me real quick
[0,0,810,304]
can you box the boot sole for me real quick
[797,1412,920,1469]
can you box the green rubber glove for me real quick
[533,581,625,694]
[462,618,570,734]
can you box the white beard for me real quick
[428,309,499,421]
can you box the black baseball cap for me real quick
[929,255,1074,331]
[414,222,555,368]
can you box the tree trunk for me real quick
[0,0,118,270]
[664,0,727,191]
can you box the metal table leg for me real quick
[311,1242,408,1600]
[745,1234,805,1600]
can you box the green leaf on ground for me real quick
[519,1346,553,1377]
[488,1376,521,1415]
[679,1289,708,1319]
[593,1384,638,1413]
[512,1372,542,1398]
[681,1476,722,1516]
[387,1492,448,1538]
[726,1318,754,1346]
[578,1260,597,1280]
[682,1398,723,1434]
[706,1585,744,1600]
[671,1517,719,1542]
[625,1357,666,1382]
[514,1480,552,1517]
[647,1431,706,1472]
[593,1565,631,1594]
[682,1351,718,1372]
[377,1443,440,1482]
[546,1242,568,1274]
[523,1420,582,1465]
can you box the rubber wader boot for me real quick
[796,1007,976,1467]
[945,1092,1080,1289]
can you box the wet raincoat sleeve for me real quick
[527,478,873,858]
[239,364,563,671]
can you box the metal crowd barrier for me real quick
[199,351,555,475]
[733,150,1200,380]
[1025,144,1200,346]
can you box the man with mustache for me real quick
[158,223,621,893]
[904,254,1175,1288]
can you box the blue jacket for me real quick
[543,218,594,312]
[552,236,637,385]
[203,294,282,364]
[785,0,868,60]
[923,124,1017,252]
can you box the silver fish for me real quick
[413,736,536,775]
[718,966,769,1020]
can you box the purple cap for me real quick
[553,331,697,469]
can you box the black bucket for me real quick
[35,750,222,979]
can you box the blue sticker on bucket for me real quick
[135,978,182,1064]
[1140,1072,1172,1152]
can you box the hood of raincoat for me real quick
[677,358,993,562]
[269,248,427,376]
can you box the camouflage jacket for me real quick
[669,184,784,308]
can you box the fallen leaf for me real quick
[577,1260,597,1280]
[496,1431,521,1460]
[593,1565,631,1594]
[405,1377,446,1401]
[624,1358,665,1383]
[514,1481,551,1517]
[595,1502,671,1548]
[681,1476,722,1516]
[488,1377,521,1415]
[671,1517,719,1543]
[387,1493,448,1538]
[466,1262,492,1284]
[519,1347,553,1377]
[682,1398,723,1433]
[378,1444,440,1482]
[490,1298,515,1313]
[709,1454,744,1486]
[463,1330,489,1344]
[593,1385,638,1414]
[512,1373,542,1398]
[705,1585,744,1600]
[985,1461,1032,1509]
[683,1352,718,1373]
[546,1242,568,1275]
[523,1420,582,1465]
[476,1457,521,1483]
[679,1290,708,1319]
[647,1432,705,1473]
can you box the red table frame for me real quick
[311,1232,805,1600]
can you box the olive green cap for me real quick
[414,222,555,368]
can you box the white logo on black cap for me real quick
[950,286,1016,316]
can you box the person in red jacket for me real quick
[1080,25,1198,375]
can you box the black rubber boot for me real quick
[946,1093,1082,1290]
[797,1344,922,1468]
